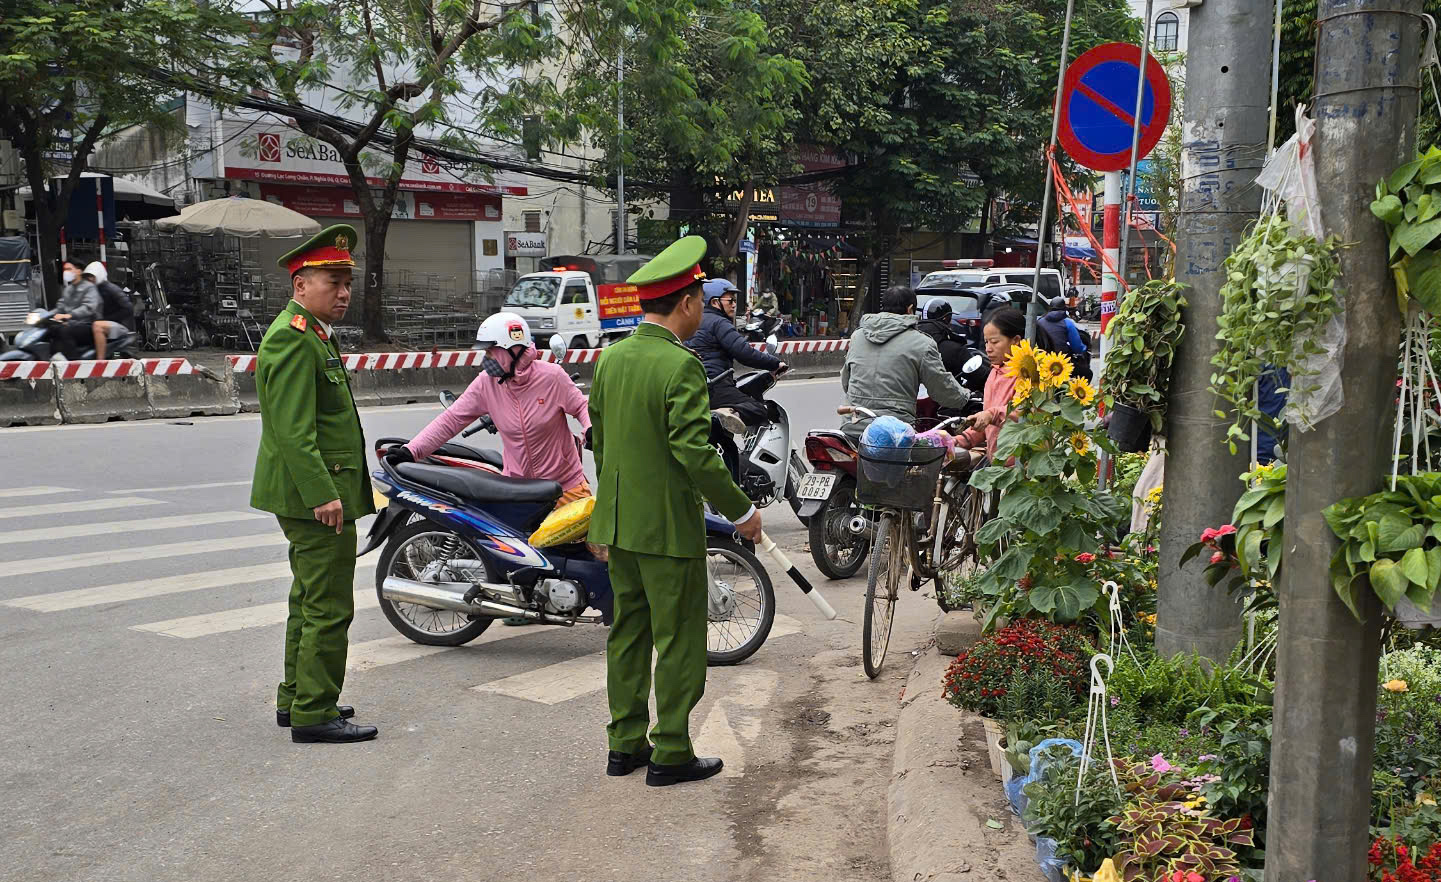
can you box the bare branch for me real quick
[360,0,388,92]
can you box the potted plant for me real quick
[1101,279,1188,452]
[1325,474,1441,627]
[1370,144,1441,313]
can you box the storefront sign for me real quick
[506,231,548,257]
[597,283,642,331]
[258,184,501,221]
[780,146,844,228]
[224,119,528,196]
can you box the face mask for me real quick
[480,356,508,380]
[481,346,525,383]
[63,270,77,283]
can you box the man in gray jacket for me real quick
[841,285,970,440]
[54,261,102,360]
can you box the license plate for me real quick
[797,472,838,501]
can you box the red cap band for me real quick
[633,264,705,301]
[287,245,355,277]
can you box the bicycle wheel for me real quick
[863,512,905,679]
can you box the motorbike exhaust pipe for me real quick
[380,577,575,627]
[848,516,873,538]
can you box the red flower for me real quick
[1210,551,1225,564]
[1076,552,1097,563]
[1216,524,1238,537]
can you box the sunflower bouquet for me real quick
[966,343,1127,631]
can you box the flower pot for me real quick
[981,717,1006,779]
[1394,596,1441,629]
[1108,403,1152,453]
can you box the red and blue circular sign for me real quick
[1057,43,1173,173]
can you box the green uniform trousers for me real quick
[605,548,708,766]
[275,515,358,728]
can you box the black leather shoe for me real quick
[606,745,654,777]
[277,705,354,728]
[290,717,378,744]
[646,756,724,787]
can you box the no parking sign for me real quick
[1057,43,1173,173]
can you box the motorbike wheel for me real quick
[704,537,776,666]
[376,519,495,646]
[808,477,868,580]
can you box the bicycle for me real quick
[838,405,987,678]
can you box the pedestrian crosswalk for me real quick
[0,485,810,709]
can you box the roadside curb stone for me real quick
[888,631,1041,882]
[935,611,982,656]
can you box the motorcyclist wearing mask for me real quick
[53,261,102,360]
[388,312,592,504]
[81,261,135,361]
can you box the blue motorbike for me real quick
[361,420,778,666]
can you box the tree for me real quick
[251,0,553,339]
[0,0,251,304]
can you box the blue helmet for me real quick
[702,278,738,304]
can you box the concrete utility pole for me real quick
[1154,0,1273,661]
[1265,3,1421,879]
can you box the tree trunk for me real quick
[20,143,62,306]
[723,182,754,260]
[358,209,389,340]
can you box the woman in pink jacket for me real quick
[388,312,592,505]
[955,308,1025,459]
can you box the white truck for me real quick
[501,255,652,349]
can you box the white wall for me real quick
[1128,0,1189,54]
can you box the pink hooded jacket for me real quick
[406,346,592,491]
[956,365,1019,458]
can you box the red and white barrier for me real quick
[0,362,53,381]
[53,359,144,380]
[141,358,194,376]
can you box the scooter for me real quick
[0,308,139,362]
[363,346,780,666]
[741,309,780,343]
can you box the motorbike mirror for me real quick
[549,335,568,362]
[439,390,457,408]
[766,333,779,353]
[963,354,985,374]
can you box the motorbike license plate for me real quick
[797,472,838,501]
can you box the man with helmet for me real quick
[684,278,785,433]
[387,312,592,510]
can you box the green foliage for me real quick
[1324,474,1441,621]
[1022,748,1128,873]
[1102,279,1189,429]
[1373,776,1441,855]
[1209,215,1343,453]
[1382,646,1441,695]
[1109,795,1254,882]
[1179,464,1286,614]
[1106,650,1267,730]
[1111,452,1152,506]
[995,666,1085,727]
[1194,711,1272,853]
[1375,685,1441,799]
[1371,146,1441,315]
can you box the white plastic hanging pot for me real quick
[1393,596,1441,629]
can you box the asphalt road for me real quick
[0,376,938,882]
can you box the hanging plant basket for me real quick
[1395,595,1441,630]
[1107,403,1152,453]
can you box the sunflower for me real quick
[1012,376,1034,406]
[1069,430,1091,455]
[1036,351,1075,388]
[1067,376,1096,405]
[1003,338,1041,384]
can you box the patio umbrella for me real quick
[155,196,320,238]
[17,173,180,221]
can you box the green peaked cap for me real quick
[626,235,708,299]
[277,223,359,275]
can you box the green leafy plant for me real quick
[1109,796,1254,882]
[1022,748,1128,873]
[1102,279,1189,430]
[1112,451,1153,504]
[1180,463,1286,609]
[1371,146,1441,313]
[1209,215,1342,452]
[968,347,1127,626]
[941,619,1093,719]
[1324,474,1441,620]
[1193,710,1272,856]
[996,667,1084,727]
[1002,717,1067,775]
[1106,651,1267,730]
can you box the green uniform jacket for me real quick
[250,301,375,521]
[588,321,753,558]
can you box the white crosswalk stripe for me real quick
[5,560,377,613]
[0,496,163,520]
[131,588,380,639]
[1,486,80,499]
[346,623,561,672]
[0,511,266,548]
[108,480,253,494]
[0,533,282,578]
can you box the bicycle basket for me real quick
[857,443,947,510]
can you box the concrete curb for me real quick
[888,627,1042,882]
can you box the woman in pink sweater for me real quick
[955,308,1025,459]
[395,313,592,504]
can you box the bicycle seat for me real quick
[395,462,562,504]
[431,442,504,469]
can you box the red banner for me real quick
[597,283,642,331]
[414,191,502,221]
[257,184,502,222]
[780,146,844,228]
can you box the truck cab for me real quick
[503,270,603,349]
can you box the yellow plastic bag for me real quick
[529,496,595,547]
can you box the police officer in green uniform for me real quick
[251,224,378,744]
[588,236,763,786]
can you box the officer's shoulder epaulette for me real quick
[289,314,307,333]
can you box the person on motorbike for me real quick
[52,261,101,360]
[954,308,1025,459]
[840,285,970,441]
[82,262,135,361]
[915,298,969,380]
[1037,295,1093,380]
[685,278,786,435]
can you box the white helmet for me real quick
[82,261,108,285]
[474,312,533,351]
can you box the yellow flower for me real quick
[1012,377,1034,406]
[1089,858,1122,882]
[1419,792,1438,807]
[1003,338,1041,384]
[1145,485,1164,506]
[1068,376,1097,405]
[1070,431,1091,455]
[1384,679,1409,693]
[1036,351,1075,388]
